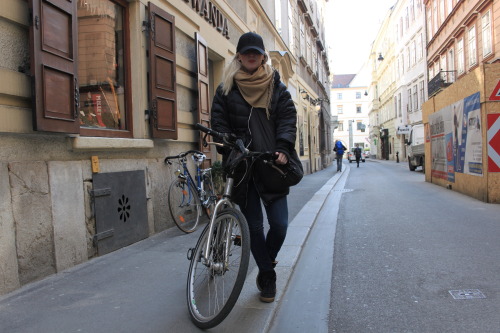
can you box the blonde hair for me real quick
[221,52,270,95]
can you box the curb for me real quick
[218,168,346,331]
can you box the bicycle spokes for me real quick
[187,208,250,329]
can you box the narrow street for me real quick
[330,159,500,332]
[1,160,499,333]
[271,159,500,333]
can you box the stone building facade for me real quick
[0,0,331,295]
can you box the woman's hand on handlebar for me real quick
[274,152,288,165]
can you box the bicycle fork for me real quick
[201,178,235,271]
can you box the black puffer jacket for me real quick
[211,70,297,206]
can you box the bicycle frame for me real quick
[174,156,213,208]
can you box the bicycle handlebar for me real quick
[164,149,204,164]
[195,123,224,140]
[194,123,277,171]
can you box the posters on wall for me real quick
[429,92,482,182]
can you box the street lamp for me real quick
[300,89,309,100]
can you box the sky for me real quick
[325,0,397,75]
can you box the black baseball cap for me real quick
[237,32,265,55]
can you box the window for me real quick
[426,6,433,39]
[299,18,306,58]
[419,81,425,106]
[440,54,447,80]
[356,92,361,99]
[338,121,344,131]
[468,26,477,67]
[457,38,464,74]
[356,121,364,132]
[448,48,455,82]
[417,33,423,59]
[306,30,312,66]
[439,0,445,25]
[337,105,343,114]
[395,96,399,118]
[410,0,415,21]
[337,93,342,100]
[446,0,453,16]
[432,1,438,36]
[407,89,412,113]
[275,0,282,35]
[28,0,180,138]
[405,7,409,29]
[407,47,411,69]
[356,105,362,113]
[287,0,295,52]
[482,11,492,57]
[78,0,128,132]
[412,40,417,64]
[413,85,418,111]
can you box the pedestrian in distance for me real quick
[354,143,362,168]
[211,32,299,303]
[333,140,347,172]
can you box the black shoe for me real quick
[256,261,278,291]
[259,269,276,303]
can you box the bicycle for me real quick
[186,123,275,329]
[164,150,217,233]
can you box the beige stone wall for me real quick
[422,64,500,203]
[0,163,20,295]
[0,0,326,296]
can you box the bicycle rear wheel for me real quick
[168,178,201,233]
[187,208,250,329]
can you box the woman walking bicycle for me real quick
[211,32,300,303]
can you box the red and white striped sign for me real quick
[488,114,500,172]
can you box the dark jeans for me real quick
[356,157,360,166]
[336,154,343,171]
[240,180,288,272]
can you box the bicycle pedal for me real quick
[233,235,241,246]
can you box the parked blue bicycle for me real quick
[164,150,216,233]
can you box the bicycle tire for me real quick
[168,178,201,233]
[187,208,250,329]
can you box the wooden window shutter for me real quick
[148,2,177,139]
[195,33,212,167]
[28,0,79,133]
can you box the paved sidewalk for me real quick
[218,168,345,332]
[0,167,345,333]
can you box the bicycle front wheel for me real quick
[168,178,201,233]
[187,208,250,329]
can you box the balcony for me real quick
[428,70,456,98]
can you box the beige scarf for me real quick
[234,64,275,118]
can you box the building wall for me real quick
[422,63,500,203]
[392,0,427,161]
[331,86,370,152]
[0,0,331,295]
